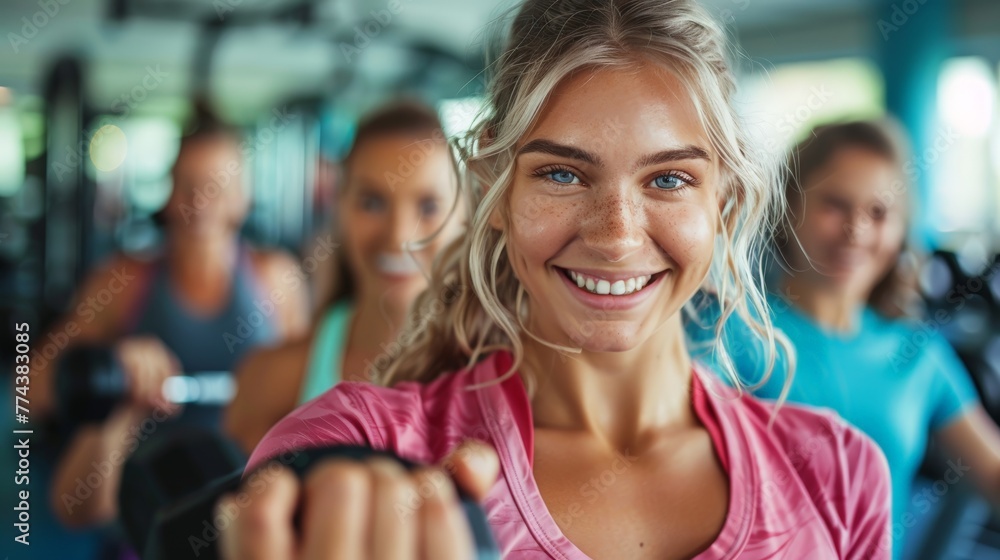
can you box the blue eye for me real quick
[547,170,579,184]
[653,175,687,190]
[361,195,386,212]
[419,199,439,217]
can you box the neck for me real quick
[524,316,695,453]
[165,231,238,278]
[348,294,408,354]
[782,274,865,332]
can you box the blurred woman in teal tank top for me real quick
[692,120,1000,559]
[226,100,466,454]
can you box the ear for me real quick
[477,122,507,232]
[716,188,733,236]
[488,203,505,231]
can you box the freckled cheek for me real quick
[508,196,576,263]
[344,214,384,258]
[650,206,715,271]
[876,220,906,259]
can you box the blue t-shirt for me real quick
[686,292,979,558]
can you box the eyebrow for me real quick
[517,138,711,172]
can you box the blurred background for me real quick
[0,0,997,559]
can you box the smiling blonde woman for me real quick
[222,1,892,558]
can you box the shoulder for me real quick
[705,375,889,497]
[730,391,890,511]
[71,252,156,326]
[865,309,961,367]
[246,352,519,472]
[247,247,301,287]
[235,335,312,389]
[84,252,154,293]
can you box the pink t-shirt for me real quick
[247,351,892,559]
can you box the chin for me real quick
[558,320,645,353]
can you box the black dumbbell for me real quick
[56,345,235,424]
[119,428,246,559]
[122,432,500,560]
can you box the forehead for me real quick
[806,147,904,201]
[348,134,454,195]
[524,64,710,156]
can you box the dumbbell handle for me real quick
[286,446,500,559]
[162,373,234,405]
[89,370,235,405]
[148,446,500,560]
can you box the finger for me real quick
[152,352,175,410]
[414,468,474,560]
[219,466,299,560]
[441,440,500,502]
[368,458,417,560]
[130,345,155,406]
[300,460,371,560]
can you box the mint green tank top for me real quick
[298,300,353,405]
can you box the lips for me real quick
[564,269,652,295]
[376,252,422,276]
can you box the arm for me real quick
[934,406,1000,504]
[49,405,149,527]
[252,250,311,341]
[49,336,181,528]
[29,256,146,418]
[843,424,893,560]
[926,334,1000,501]
[224,339,310,455]
[244,382,383,474]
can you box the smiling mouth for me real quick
[557,267,666,296]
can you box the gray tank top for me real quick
[125,242,278,432]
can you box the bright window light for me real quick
[938,57,996,139]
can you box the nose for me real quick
[844,208,873,246]
[580,187,644,262]
[385,203,418,251]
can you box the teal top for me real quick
[299,300,354,405]
[686,291,979,559]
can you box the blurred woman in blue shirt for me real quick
[690,119,1000,559]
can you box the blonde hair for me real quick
[378,0,792,398]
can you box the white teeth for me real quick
[565,268,655,296]
[376,252,421,275]
[610,280,626,295]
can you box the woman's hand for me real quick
[218,440,500,560]
[113,336,182,414]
